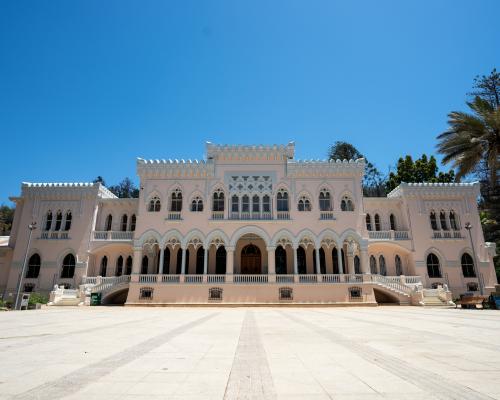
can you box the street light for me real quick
[464,222,484,295]
[14,222,37,310]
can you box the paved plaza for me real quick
[0,306,499,400]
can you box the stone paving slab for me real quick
[0,307,499,399]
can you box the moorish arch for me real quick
[230,225,271,248]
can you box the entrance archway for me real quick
[241,244,261,274]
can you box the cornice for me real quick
[387,182,480,199]
[287,159,365,178]
[137,158,215,179]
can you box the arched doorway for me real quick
[241,244,261,274]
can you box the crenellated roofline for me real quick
[388,182,480,198]
[206,141,295,161]
[19,182,116,199]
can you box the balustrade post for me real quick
[267,246,276,283]
[132,247,142,275]
[226,247,234,282]
[159,247,165,275]
[181,247,186,275]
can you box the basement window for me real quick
[209,287,223,301]
[349,287,362,299]
[140,287,153,299]
[279,287,293,301]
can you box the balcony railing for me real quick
[368,230,410,240]
[167,212,182,220]
[432,230,462,239]
[92,231,134,241]
[320,211,334,220]
[40,231,69,240]
[234,274,269,284]
[229,211,273,220]
[276,211,290,220]
[211,211,224,220]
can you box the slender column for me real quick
[132,247,142,274]
[159,247,165,275]
[360,247,370,274]
[315,247,321,274]
[267,246,276,283]
[181,247,186,275]
[337,243,344,274]
[226,246,234,282]
[203,247,208,275]
[293,245,298,275]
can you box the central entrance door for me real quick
[241,244,261,274]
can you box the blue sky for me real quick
[1,0,499,205]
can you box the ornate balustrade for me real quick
[167,212,182,220]
[40,231,70,240]
[368,230,410,240]
[320,211,334,220]
[92,231,134,241]
[234,275,269,284]
[432,230,462,239]
[276,211,290,220]
[276,274,294,283]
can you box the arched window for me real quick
[277,189,289,212]
[26,253,41,278]
[366,214,372,231]
[176,249,182,274]
[297,246,307,274]
[105,214,112,231]
[212,190,224,212]
[426,253,441,278]
[191,197,203,212]
[63,211,72,231]
[379,255,386,276]
[216,246,226,274]
[196,247,204,275]
[275,246,287,274]
[370,255,377,274]
[354,255,361,274]
[162,248,170,274]
[341,196,354,211]
[298,196,311,212]
[116,256,123,276]
[395,255,402,276]
[332,248,339,274]
[148,196,161,212]
[55,210,63,231]
[319,189,331,211]
[141,256,149,274]
[130,215,136,231]
[374,214,381,231]
[121,214,128,231]
[44,211,53,231]
[389,214,396,231]
[126,256,133,275]
[251,195,259,213]
[263,195,270,213]
[61,254,75,278]
[231,195,239,213]
[242,195,250,212]
[430,211,438,230]
[100,256,108,277]
[449,210,459,230]
[319,248,326,274]
[440,211,448,230]
[461,253,476,278]
[170,189,182,212]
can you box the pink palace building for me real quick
[0,142,497,306]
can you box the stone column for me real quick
[337,244,344,274]
[181,247,186,275]
[226,247,234,282]
[132,247,142,275]
[315,247,321,274]
[360,247,370,274]
[159,247,165,275]
[267,246,276,283]
[203,247,208,275]
[293,245,298,274]
[347,254,354,275]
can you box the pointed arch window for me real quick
[354,255,361,274]
[130,215,136,231]
[370,255,377,274]
[275,246,287,274]
[461,253,476,278]
[341,195,354,211]
[191,197,203,212]
[242,195,250,212]
[298,196,311,212]
[297,246,307,274]
[426,253,441,278]
[374,214,381,231]
[141,256,149,274]
[216,246,227,274]
[61,254,76,278]
[395,255,403,276]
[212,190,224,212]
[55,210,63,231]
[26,253,41,278]
[263,195,270,212]
[196,247,204,275]
[116,256,123,276]
[430,211,438,230]
[231,195,239,213]
[449,210,459,230]
[121,214,128,231]
[100,256,108,276]
[44,211,53,231]
[105,214,113,231]
[440,211,448,230]
[126,256,133,275]
[148,196,161,212]
[379,255,386,276]
[277,189,289,212]
[170,189,182,212]
[319,189,332,211]
[252,195,260,212]
[389,214,396,231]
[64,211,72,231]
[332,248,339,274]
[366,214,372,231]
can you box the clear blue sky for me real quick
[1,0,499,205]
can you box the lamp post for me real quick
[464,222,484,295]
[14,222,37,310]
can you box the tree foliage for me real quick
[93,177,139,198]
[328,141,385,197]
[385,155,455,193]
[0,204,14,235]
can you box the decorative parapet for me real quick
[287,158,365,178]
[206,142,295,161]
[136,158,214,179]
[20,182,116,200]
[387,182,480,199]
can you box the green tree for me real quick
[328,141,385,197]
[0,204,14,235]
[92,176,106,186]
[108,177,139,198]
[385,155,455,193]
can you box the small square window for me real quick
[467,282,478,292]
[140,287,153,299]
[279,287,293,301]
[349,287,362,299]
[209,287,223,301]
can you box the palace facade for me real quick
[1,143,497,306]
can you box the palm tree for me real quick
[437,96,500,188]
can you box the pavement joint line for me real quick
[223,310,277,400]
[12,313,219,400]
[280,310,496,400]
[309,309,500,353]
